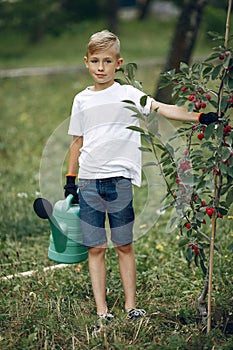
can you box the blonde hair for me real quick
[87,30,121,57]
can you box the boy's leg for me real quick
[88,245,108,315]
[78,179,109,315]
[115,243,136,311]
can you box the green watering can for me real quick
[33,194,88,264]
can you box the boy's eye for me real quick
[91,59,98,63]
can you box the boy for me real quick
[64,30,217,326]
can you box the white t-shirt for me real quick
[68,82,153,186]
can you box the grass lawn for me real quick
[0,17,233,350]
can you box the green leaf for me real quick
[223,54,231,69]
[204,123,215,140]
[126,62,137,71]
[154,143,166,151]
[226,187,233,207]
[165,143,174,157]
[139,146,152,152]
[180,62,190,73]
[186,247,193,264]
[141,133,153,145]
[196,211,205,221]
[219,162,228,175]
[125,106,144,120]
[126,63,137,80]
[211,65,222,80]
[133,80,143,90]
[205,52,221,62]
[188,103,194,112]
[221,147,231,161]
[140,95,148,107]
[203,65,213,76]
[178,237,190,247]
[143,161,157,167]
[194,254,199,267]
[115,78,128,85]
[125,105,141,114]
[217,207,228,215]
[126,126,145,133]
[122,99,136,105]
[216,124,223,139]
[200,259,207,275]
[227,166,233,178]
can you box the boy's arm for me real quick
[67,136,83,175]
[151,100,218,124]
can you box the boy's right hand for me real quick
[64,175,79,204]
[198,112,218,125]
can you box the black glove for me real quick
[198,112,218,125]
[64,175,79,204]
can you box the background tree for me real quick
[107,0,120,33]
[155,0,207,103]
[137,0,152,20]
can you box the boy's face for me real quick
[84,46,123,91]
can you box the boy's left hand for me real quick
[198,112,219,125]
[64,175,79,204]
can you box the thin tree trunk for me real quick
[107,0,119,33]
[138,0,152,20]
[155,0,207,103]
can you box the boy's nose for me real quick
[98,62,104,71]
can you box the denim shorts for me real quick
[78,177,134,247]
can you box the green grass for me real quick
[1,18,233,349]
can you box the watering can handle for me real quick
[62,194,74,212]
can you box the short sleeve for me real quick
[126,85,153,115]
[68,96,83,136]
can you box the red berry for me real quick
[194,248,200,255]
[213,167,220,175]
[198,133,205,140]
[217,212,223,218]
[195,101,202,110]
[223,125,232,135]
[201,201,206,207]
[185,222,191,229]
[201,102,207,109]
[205,93,211,101]
[206,207,214,216]
[219,53,225,60]
[181,86,188,92]
[188,94,195,101]
[175,177,180,184]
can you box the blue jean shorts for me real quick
[78,177,134,247]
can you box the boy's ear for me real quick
[84,56,88,68]
[116,58,124,69]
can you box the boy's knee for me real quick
[88,246,106,257]
[115,243,133,255]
